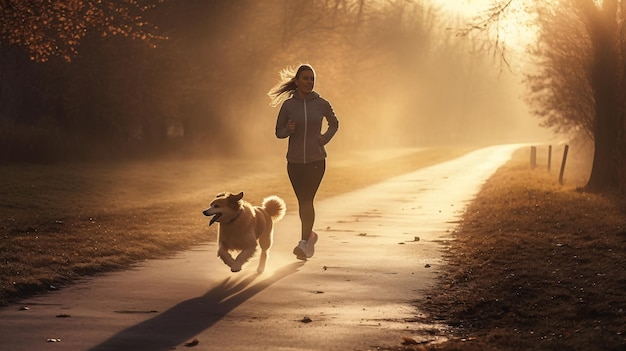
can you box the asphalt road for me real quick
[0,144,525,351]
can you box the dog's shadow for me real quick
[88,261,303,351]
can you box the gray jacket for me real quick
[275,91,339,164]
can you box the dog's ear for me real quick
[227,192,244,206]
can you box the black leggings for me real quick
[287,159,326,241]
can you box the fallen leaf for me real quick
[401,336,419,344]
[184,338,199,347]
[46,338,61,343]
[300,316,312,323]
[56,314,71,318]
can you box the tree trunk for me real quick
[582,0,622,192]
[619,0,626,193]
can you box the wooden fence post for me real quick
[548,145,552,172]
[559,144,569,185]
[530,146,537,169]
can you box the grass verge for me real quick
[414,145,626,351]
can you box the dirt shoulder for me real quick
[416,146,626,351]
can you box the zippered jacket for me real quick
[275,91,339,164]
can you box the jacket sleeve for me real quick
[320,101,339,145]
[275,103,291,139]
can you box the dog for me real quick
[202,192,286,273]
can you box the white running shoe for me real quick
[293,240,308,260]
[306,231,318,258]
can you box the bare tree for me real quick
[463,0,626,193]
[580,0,624,192]
[535,0,624,192]
[525,2,595,139]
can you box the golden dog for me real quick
[203,192,286,273]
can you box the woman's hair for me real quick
[267,64,315,107]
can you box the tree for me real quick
[0,0,163,62]
[464,0,626,193]
[0,0,168,159]
[0,0,540,161]
[525,2,595,139]
[575,0,624,192]
[532,0,625,192]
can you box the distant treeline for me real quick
[0,0,533,163]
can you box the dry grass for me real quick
[5,144,624,350]
[413,145,626,351]
[0,147,472,306]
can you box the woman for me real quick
[268,64,339,260]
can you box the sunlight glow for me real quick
[433,0,492,15]
[432,0,537,53]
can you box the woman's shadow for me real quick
[89,261,303,351]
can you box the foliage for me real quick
[0,0,164,62]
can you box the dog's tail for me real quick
[262,195,286,222]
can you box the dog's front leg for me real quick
[231,248,256,273]
[218,246,237,270]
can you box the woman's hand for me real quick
[319,135,327,145]
[288,120,296,134]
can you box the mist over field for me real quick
[0,0,553,164]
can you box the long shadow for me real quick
[89,262,303,351]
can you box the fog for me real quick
[167,0,553,158]
[0,0,555,163]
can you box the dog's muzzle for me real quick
[202,210,221,225]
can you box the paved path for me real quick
[0,144,525,351]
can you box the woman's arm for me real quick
[320,102,339,145]
[275,104,292,139]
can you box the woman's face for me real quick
[295,69,315,95]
